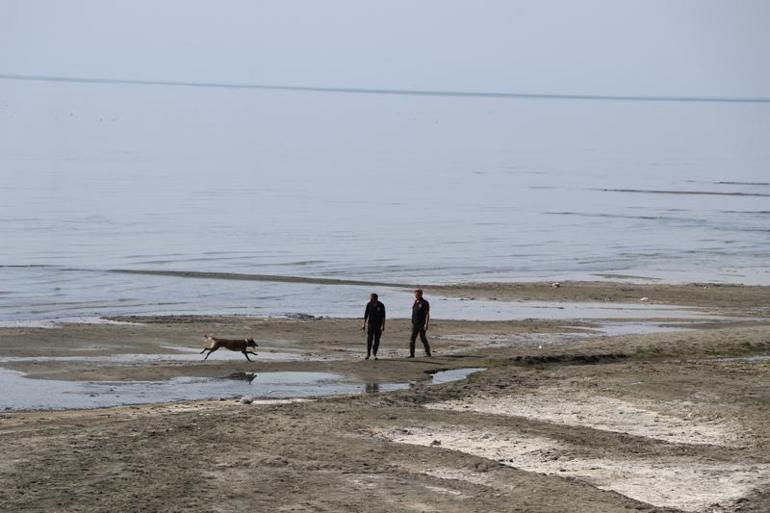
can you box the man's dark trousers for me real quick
[409,325,431,357]
[367,326,382,357]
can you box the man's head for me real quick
[370,293,378,302]
[414,289,423,299]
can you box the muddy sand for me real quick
[1,281,769,512]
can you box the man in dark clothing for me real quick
[409,289,432,358]
[362,293,386,360]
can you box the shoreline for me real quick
[112,269,770,308]
[1,280,770,511]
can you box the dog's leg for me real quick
[203,347,217,360]
[242,350,253,362]
[245,351,259,356]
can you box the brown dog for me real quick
[200,335,258,361]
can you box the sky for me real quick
[1,0,769,97]
[0,1,768,174]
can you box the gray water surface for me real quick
[0,366,492,412]
[0,368,411,412]
[1,87,769,324]
[430,367,486,385]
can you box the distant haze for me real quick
[2,1,770,94]
[1,1,769,162]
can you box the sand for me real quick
[108,269,770,310]
[1,281,769,512]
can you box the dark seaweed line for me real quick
[715,181,770,186]
[108,268,414,289]
[594,188,770,198]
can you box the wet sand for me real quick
[108,269,770,310]
[1,281,770,512]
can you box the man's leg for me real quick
[366,330,374,359]
[372,327,381,358]
[409,325,419,357]
[419,327,432,357]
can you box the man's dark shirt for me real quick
[411,298,430,326]
[364,301,386,328]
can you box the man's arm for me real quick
[381,304,386,332]
[425,302,430,330]
[362,304,369,330]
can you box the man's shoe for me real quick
[407,355,415,358]
[365,355,370,360]
[426,352,432,357]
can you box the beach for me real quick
[1,281,769,512]
[4,4,770,511]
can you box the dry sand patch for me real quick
[380,425,769,512]
[426,388,744,447]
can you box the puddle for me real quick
[589,321,696,337]
[0,366,488,412]
[438,332,584,348]
[714,354,770,363]
[430,299,722,321]
[430,368,486,385]
[436,322,689,355]
[0,368,409,412]
[0,317,142,329]
[438,319,728,351]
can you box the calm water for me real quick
[1,83,768,322]
[0,369,410,411]
[0,367,491,411]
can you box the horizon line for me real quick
[1,73,769,104]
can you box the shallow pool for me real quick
[0,368,412,412]
[0,366,488,412]
[430,367,486,385]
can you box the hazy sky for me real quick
[1,0,769,96]
[0,1,768,177]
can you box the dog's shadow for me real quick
[224,371,258,384]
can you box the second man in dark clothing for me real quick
[409,289,432,358]
[362,293,386,360]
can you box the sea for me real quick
[1,81,768,323]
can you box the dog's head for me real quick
[245,338,258,348]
